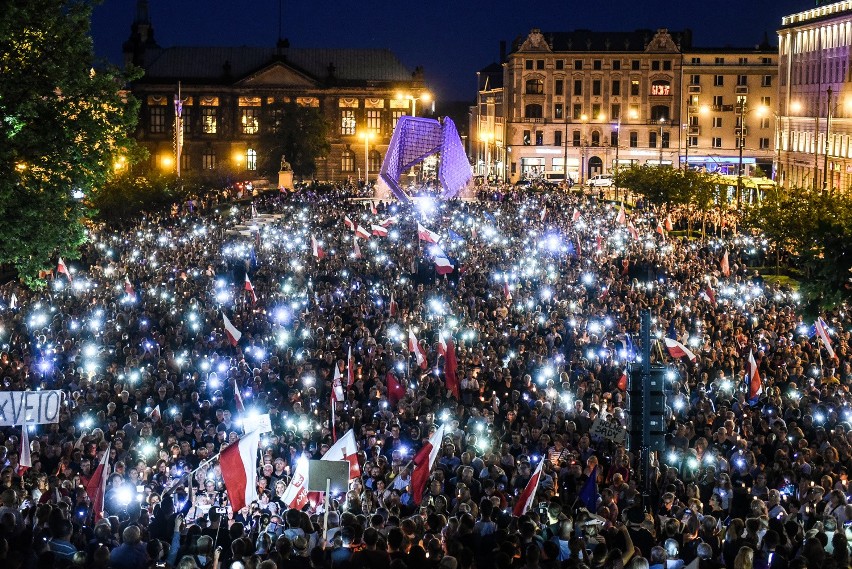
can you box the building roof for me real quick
[512,29,694,53]
[477,63,504,91]
[138,46,414,84]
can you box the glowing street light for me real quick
[396,91,433,117]
[360,130,375,185]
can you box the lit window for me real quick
[246,148,257,171]
[341,149,355,172]
[149,107,166,134]
[341,110,356,136]
[241,108,260,135]
[366,110,382,134]
[202,149,216,170]
[202,108,217,134]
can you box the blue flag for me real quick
[579,465,599,511]
[483,211,496,225]
[666,318,677,340]
[249,247,258,269]
[447,228,464,242]
[625,333,636,362]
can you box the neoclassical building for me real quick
[123,1,430,183]
[778,0,852,191]
[472,28,777,184]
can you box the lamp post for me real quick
[580,114,589,185]
[397,91,433,118]
[480,132,494,179]
[563,113,570,186]
[737,97,745,206]
[658,118,666,167]
[361,131,375,186]
[823,87,834,193]
[613,116,620,200]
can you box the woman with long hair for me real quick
[733,546,753,569]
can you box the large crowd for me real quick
[0,185,846,569]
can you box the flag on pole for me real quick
[355,225,371,240]
[332,365,345,403]
[747,350,762,405]
[220,429,262,513]
[389,293,398,317]
[513,456,545,516]
[244,274,257,304]
[371,224,389,237]
[322,428,361,479]
[444,337,460,400]
[616,205,626,226]
[85,445,110,521]
[627,221,639,241]
[417,222,440,244]
[447,228,464,243]
[347,346,355,388]
[503,282,512,301]
[344,215,355,231]
[234,380,245,413]
[370,201,378,215]
[124,275,135,298]
[353,235,362,259]
[437,333,447,358]
[434,251,454,275]
[572,208,582,222]
[380,216,398,228]
[540,206,547,223]
[665,214,674,232]
[386,372,405,406]
[148,405,161,422]
[409,328,428,369]
[703,285,716,304]
[720,249,731,277]
[483,211,497,225]
[17,427,31,476]
[57,257,72,281]
[281,458,310,510]
[578,465,599,510]
[411,424,446,505]
[330,390,337,441]
[311,235,326,260]
[815,317,837,360]
[222,312,242,346]
[664,337,698,362]
[656,221,665,235]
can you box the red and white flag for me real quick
[322,428,361,479]
[664,337,698,363]
[627,221,639,241]
[17,427,31,476]
[665,214,674,232]
[57,257,72,281]
[747,350,762,403]
[434,254,454,275]
[444,337,460,400]
[387,372,405,406]
[371,224,388,237]
[220,429,262,513]
[540,206,547,222]
[370,201,378,215]
[344,215,355,231]
[409,328,428,370]
[330,390,338,441]
[720,249,730,277]
[380,216,398,228]
[234,380,245,413]
[503,282,512,301]
[355,225,371,240]
[124,275,135,298]
[148,405,161,422]
[596,233,603,253]
[572,208,582,222]
[347,346,355,388]
[311,235,326,260]
[411,424,446,505]
[85,445,110,521]
[656,221,665,236]
[244,274,257,304]
[353,235,362,259]
[513,456,545,516]
[417,222,440,244]
[389,292,398,317]
[815,317,837,360]
[332,364,345,403]
[222,312,242,346]
[437,333,447,358]
[616,205,626,226]
[704,285,716,304]
[281,458,310,510]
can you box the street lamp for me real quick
[360,131,375,186]
[580,114,589,184]
[396,91,433,117]
[658,118,666,167]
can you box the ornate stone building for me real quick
[123,1,430,184]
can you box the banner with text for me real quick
[590,417,626,445]
[0,391,62,426]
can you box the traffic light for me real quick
[627,364,667,452]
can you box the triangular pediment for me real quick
[238,62,318,87]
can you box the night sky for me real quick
[92,0,809,101]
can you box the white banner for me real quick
[0,391,62,426]
[590,417,626,445]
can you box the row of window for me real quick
[790,57,850,86]
[525,78,671,97]
[688,74,774,87]
[689,56,774,65]
[520,129,771,149]
[525,58,672,71]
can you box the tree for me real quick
[258,101,331,177]
[0,0,140,285]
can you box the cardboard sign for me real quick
[590,417,626,445]
[0,391,62,426]
[307,460,350,494]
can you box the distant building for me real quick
[123,0,430,184]
[778,0,852,191]
[472,28,777,187]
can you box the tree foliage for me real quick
[0,0,141,285]
[744,188,852,312]
[88,173,198,225]
[613,166,719,223]
[258,101,331,177]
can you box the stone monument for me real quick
[278,155,294,191]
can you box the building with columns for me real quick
[123,0,431,184]
[472,28,777,185]
[778,0,852,192]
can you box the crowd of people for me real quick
[0,185,846,569]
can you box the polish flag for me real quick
[704,285,716,304]
[572,208,582,222]
[386,372,405,406]
[389,293,398,317]
[513,456,545,516]
[411,424,446,505]
[418,222,440,244]
[234,380,245,413]
[371,224,388,237]
[444,337,460,400]
[330,389,337,441]
[347,346,355,388]
[222,312,242,346]
[353,235,362,259]
[665,215,674,232]
[148,405,161,423]
[815,317,837,360]
[720,249,730,277]
[355,225,371,240]
[616,205,626,225]
[57,257,72,281]
[281,458,310,510]
[322,428,361,479]
[409,328,428,370]
[85,445,110,521]
[540,206,547,222]
[344,215,355,231]
[434,253,454,275]
[656,221,665,235]
[124,275,135,298]
[244,274,257,304]
[596,233,603,253]
[311,235,326,260]
[219,429,262,513]
[617,371,628,391]
[664,337,698,362]
[332,364,345,403]
[380,216,398,228]
[627,221,639,241]
[503,282,512,301]
[17,427,31,476]
[437,333,447,358]
[370,201,378,215]
[747,350,762,404]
